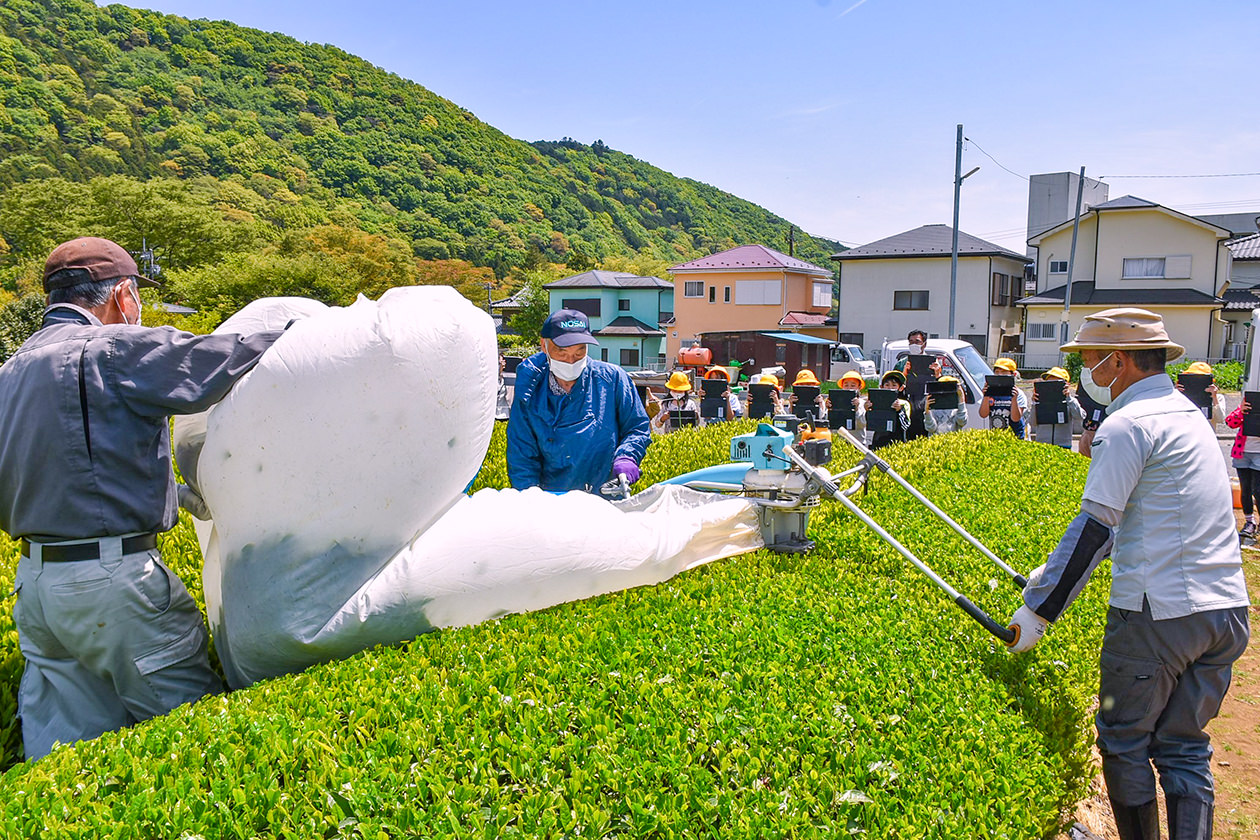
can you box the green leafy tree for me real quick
[0,294,46,363]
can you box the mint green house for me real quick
[545,270,674,370]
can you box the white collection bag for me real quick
[175,288,761,688]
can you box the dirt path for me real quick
[1062,542,1260,839]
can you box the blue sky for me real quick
[127,0,1260,254]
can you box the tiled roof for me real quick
[1223,286,1260,311]
[1200,213,1260,236]
[1091,195,1159,210]
[1018,281,1222,307]
[669,244,831,276]
[594,315,665,337]
[832,224,1029,262]
[545,270,672,289]
[779,310,830,326]
[1228,232,1260,261]
[490,286,532,309]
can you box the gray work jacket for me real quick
[0,304,282,541]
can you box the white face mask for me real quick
[549,354,587,381]
[119,281,142,326]
[669,390,687,400]
[1080,352,1117,406]
[908,343,924,356]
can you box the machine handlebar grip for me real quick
[954,595,1017,644]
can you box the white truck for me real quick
[877,338,996,429]
[830,342,878,381]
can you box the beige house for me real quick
[669,244,834,346]
[831,224,1031,358]
[1021,196,1232,366]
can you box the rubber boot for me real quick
[1111,797,1161,840]
[1166,795,1212,840]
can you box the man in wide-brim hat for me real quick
[1007,307,1250,840]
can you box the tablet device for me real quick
[985,374,1015,398]
[700,378,727,399]
[906,354,934,381]
[669,409,698,428]
[867,388,899,433]
[926,380,959,411]
[828,403,857,431]
[1076,384,1107,426]
[1245,392,1260,437]
[748,383,776,419]
[1177,373,1213,419]
[1034,380,1068,426]
[700,395,726,421]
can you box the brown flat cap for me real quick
[43,237,158,293]
[1060,307,1184,361]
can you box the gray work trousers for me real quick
[12,540,224,760]
[1097,599,1250,806]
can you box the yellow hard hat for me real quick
[1183,361,1213,376]
[839,370,864,386]
[793,369,820,387]
[938,375,958,383]
[1044,366,1069,381]
[704,365,731,381]
[666,371,692,391]
[762,374,780,389]
[994,358,1018,373]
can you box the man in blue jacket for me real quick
[507,309,650,493]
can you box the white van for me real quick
[878,338,995,429]
[831,343,878,380]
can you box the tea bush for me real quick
[0,427,1105,838]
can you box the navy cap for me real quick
[541,309,599,347]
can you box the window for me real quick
[774,342,787,364]
[1123,257,1165,279]
[708,286,716,303]
[600,348,609,361]
[991,273,1012,306]
[683,280,704,298]
[893,290,929,310]
[1028,322,1057,340]
[619,348,640,367]
[618,299,630,312]
[959,333,987,355]
[562,298,600,317]
[1049,260,1068,274]
[735,280,782,305]
[812,281,833,308]
[724,286,731,303]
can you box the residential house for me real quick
[1220,232,1260,359]
[544,270,673,370]
[831,224,1031,358]
[669,244,836,377]
[1020,196,1232,366]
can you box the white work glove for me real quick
[1023,563,1046,591]
[177,482,212,521]
[1007,605,1049,654]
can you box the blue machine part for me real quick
[658,462,753,487]
[729,423,795,470]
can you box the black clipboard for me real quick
[868,388,899,433]
[1034,380,1068,426]
[1245,392,1260,437]
[985,374,1015,398]
[828,402,857,431]
[926,380,959,411]
[1177,373,1213,420]
[700,378,727,398]
[792,385,821,421]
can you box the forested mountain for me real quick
[2,0,846,298]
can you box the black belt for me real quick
[20,534,158,562]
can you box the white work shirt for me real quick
[1084,374,1249,619]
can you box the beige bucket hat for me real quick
[1060,307,1184,361]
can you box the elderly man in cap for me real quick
[0,237,285,759]
[506,308,650,493]
[1008,308,1250,840]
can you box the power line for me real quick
[962,136,1028,181]
[1099,172,1260,179]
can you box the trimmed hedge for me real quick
[0,426,1105,837]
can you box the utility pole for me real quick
[787,226,796,257]
[948,125,979,340]
[1061,166,1086,356]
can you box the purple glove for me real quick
[612,457,641,485]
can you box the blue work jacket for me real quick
[506,353,650,492]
